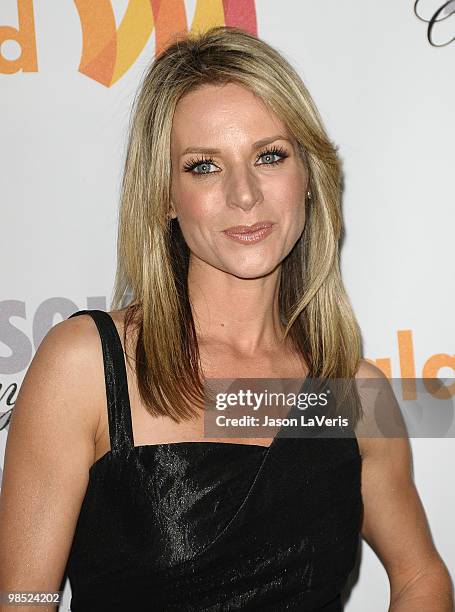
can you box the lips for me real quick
[223,221,274,235]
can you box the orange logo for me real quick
[367,330,455,400]
[0,0,257,85]
[0,0,37,74]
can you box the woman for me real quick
[0,26,452,611]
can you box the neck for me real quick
[187,256,288,356]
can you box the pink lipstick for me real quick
[222,221,275,244]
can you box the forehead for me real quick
[170,82,289,150]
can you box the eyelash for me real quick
[182,145,289,176]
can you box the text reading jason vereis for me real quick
[215,414,349,428]
[204,379,349,437]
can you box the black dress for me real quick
[64,309,362,611]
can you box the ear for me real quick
[168,201,178,219]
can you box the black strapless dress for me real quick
[64,309,362,611]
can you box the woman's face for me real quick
[170,82,308,279]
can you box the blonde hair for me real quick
[111,25,363,424]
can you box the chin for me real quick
[223,258,280,280]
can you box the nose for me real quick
[225,165,264,212]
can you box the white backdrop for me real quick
[1,1,453,610]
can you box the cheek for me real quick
[173,176,222,227]
[173,191,220,246]
[178,197,215,227]
[271,171,306,218]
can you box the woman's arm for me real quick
[356,362,454,611]
[0,316,103,611]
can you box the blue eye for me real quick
[183,157,216,175]
[182,145,289,177]
[257,146,289,166]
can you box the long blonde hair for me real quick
[111,25,363,425]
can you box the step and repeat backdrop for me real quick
[1,1,453,609]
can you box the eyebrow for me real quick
[180,135,292,157]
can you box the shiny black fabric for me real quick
[65,309,363,611]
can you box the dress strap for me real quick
[68,309,134,456]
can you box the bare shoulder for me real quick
[29,313,107,438]
[353,358,400,459]
[53,307,140,439]
[355,358,386,380]
[42,309,101,353]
